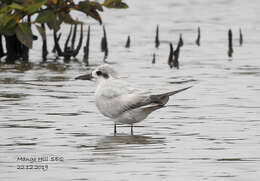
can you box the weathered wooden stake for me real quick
[41,24,48,61]
[239,28,243,46]
[71,24,77,50]
[52,33,61,53]
[125,35,130,48]
[152,53,156,64]
[72,24,83,58]
[172,35,183,69]
[53,31,63,57]
[21,44,29,62]
[173,50,180,69]
[101,25,108,61]
[228,29,233,58]
[168,43,174,68]
[4,35,19,63]
[196,26,201,46]
[64,25,73,52]
[155,25,160,48]
[178,34,184,47]
[53,24,83,62]
[83,25,90,66]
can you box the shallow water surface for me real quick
[1,0,260,180]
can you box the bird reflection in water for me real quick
[94,134,165,151]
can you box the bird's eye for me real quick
[96,71,102,76]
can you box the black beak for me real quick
[75,73,93,80]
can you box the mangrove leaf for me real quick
[16,23,33,48]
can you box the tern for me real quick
[75,64,192,135]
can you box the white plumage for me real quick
[76,64,192,134]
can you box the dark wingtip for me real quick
[177,85,193,92]
[167,86,193,96]
[181,85,193,91]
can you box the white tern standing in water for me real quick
[75,64,192,135]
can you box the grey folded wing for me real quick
[98,90,166,118]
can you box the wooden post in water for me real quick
[239,28,243,47]
[83,25,90,66]
[228,29,233,58]
[63,25,73,62]
[41,24,48,62]
[174,48,180,68]
[52,33,61,54]
[172,34,183,69]
[152,53,156,64]
[168,43,174,68]
[173,48,180,69]
[196,26,201,46]
[101,25,108,61]
[72,23,83,58]
[64,25,73,54]
[179,34,184,47]
[125,35,130,48]
[53,30,63,57]
[4,35,19,64]
[155,25,160,48]
[71,24,77,50]
[21,43,29,62]
[52,24,83,62]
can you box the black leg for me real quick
[114,123,117,135]
[131,124,133,135]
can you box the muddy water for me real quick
[1,0,260,180]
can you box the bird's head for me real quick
[75,64,118,82]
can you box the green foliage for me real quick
[0,0,128,48]
[103,0,128,9]
[75,1,103,24]
[35,25,46,40]
[16,22,33,48]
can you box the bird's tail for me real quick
[152,86,193,105]
[162,86,193,97]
